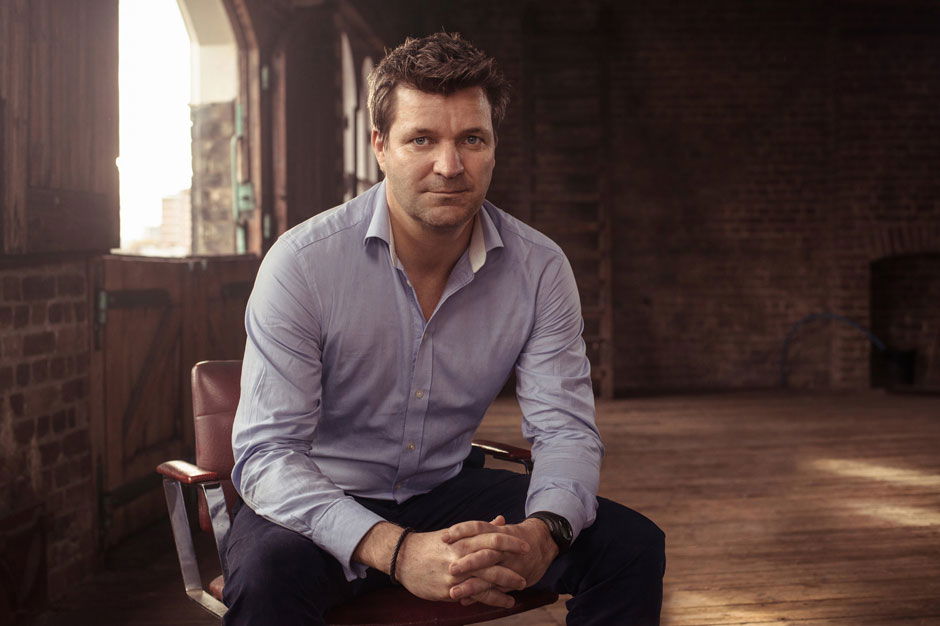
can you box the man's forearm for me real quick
[353,521,403,574]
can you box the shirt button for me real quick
[395,482,403,489]
[407,442,416,451]
[415,390,425,399]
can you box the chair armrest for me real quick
[471,440,532,466]
[156,460,223,484]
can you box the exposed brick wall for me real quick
[828,2,940,389]
[359,0,940,392]
[0,259,94,599]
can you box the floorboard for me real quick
[30,390,940,625]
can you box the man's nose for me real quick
[433,143,464,178]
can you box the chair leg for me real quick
[201,483,231,567]
[162,478,228,618]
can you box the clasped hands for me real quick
[395,515,558,609]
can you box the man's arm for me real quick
[515,252,603,538]
[232,237,386,581]
[442,252,603,601]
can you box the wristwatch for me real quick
[527,511,573,555]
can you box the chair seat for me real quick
[207,575,557,625]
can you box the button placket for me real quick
[394,327,432,497]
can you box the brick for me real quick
[50,357,67,379]
[30,303,47,325]
[55,327,83,353]
[61,378,85,402]
[74,353,89,374]
[48,302,64,323]
[72,452,91,475]
[32,359,49,384]
[0,366,12,391]
[3,276,21,301]
[37,414,50,438]
[62,430,87,456]
[16,363,29,386]
[57,274,85,297]
[13,305,29,328]
[68,407,76,428]
[74,302,87,323]
[23,331,55,356]
[55,463,72,489]
[0,306,12,328]
[22,276,56,300]
[13,419,34,444]
[40,441,61,465]
[9,393,24,417]
[52,409,68,434]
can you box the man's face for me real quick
[372,86,496,232]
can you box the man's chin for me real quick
[416,205,478,231]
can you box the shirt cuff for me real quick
[312,496,387,581]
[526,487,592,541]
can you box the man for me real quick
[224,32,665,625]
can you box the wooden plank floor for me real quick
[34,391,940,625]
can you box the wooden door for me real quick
[91,254,260,548]
[91,255,186,548]
[180,255,260,448]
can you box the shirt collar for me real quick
[363,182,503,274]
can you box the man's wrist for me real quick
[526,511,572,555]
[353,521,403,574]
[520,517,558,560]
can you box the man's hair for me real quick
[367,32,510,139]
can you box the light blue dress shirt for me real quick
[232,181,603,581]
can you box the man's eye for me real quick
[466,136,482,145]
[412,137,429,146]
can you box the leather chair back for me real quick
[192,360,242,533]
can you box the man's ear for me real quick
[371,129,386,172]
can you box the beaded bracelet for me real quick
[389,527,414,584]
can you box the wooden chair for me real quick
[156,360,558,624]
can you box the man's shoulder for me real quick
[484,200,566,261]
[279,185,379,253]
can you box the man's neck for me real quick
[389,210,475,281]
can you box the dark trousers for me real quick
[222,466,665,625]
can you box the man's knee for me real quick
[223,510,340,614]
[589,498,665,578]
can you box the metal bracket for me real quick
[163,479,228,618]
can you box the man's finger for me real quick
[455,564,526,592]
[460,587,516,609]
[450,578,517,608]
[453,531,530,557]
[449,548,501,576]
[442,519,500,544]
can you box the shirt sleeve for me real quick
[230,237,385,581]
[515,252,604,541]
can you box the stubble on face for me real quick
[374,86,496,235]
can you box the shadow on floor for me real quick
[32,520,219,626]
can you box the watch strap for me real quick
[527,511,573,554]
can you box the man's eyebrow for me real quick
[401,127,492,136]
